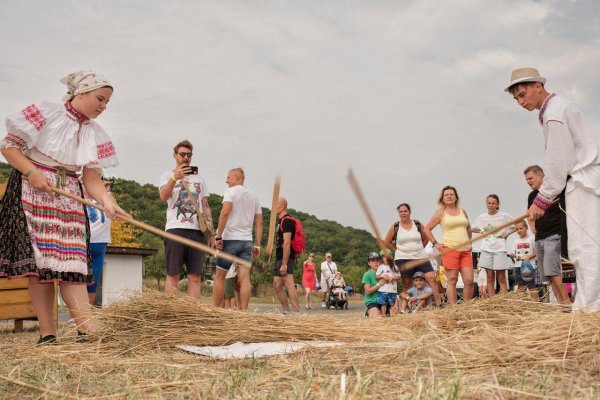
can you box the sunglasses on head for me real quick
[177,152,193,158]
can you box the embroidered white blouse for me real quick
[1,101,119,172]
[538,95,600,201]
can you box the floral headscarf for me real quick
[60,71,112,101]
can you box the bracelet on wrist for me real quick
[23,168,38,178]
[215,237,222,241]
[432,240,438,246]
[253,245,260,249]
[171,175,177,183]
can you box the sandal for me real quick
[37,334,57,345]
[76,331,89,343]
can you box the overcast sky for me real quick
[2,0,599,247]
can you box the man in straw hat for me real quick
[506,67,600,313]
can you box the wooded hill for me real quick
[0,161,377,292]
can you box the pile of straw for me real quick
[93,291,413,354]
[1,290,599,399]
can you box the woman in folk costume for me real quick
[0,71,126,344]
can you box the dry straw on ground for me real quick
[1,290,599,399]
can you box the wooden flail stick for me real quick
[261,176,281,271]
[50,187,251,268]
[347,169,394,266]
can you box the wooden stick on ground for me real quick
[261,176,281,271]
[50,187,251,268]
[347,169,394,265]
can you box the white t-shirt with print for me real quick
[511,235,536,269]
[376,264,398,293]
[159,171,209,230]
[473,211,513,253]
[222,185,262,241]
[87,199,112,243]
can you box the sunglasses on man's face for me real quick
[177,152,193,158]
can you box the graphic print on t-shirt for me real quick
[172,182,202,223]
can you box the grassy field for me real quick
[1,291,599,399]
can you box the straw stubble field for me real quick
[1,291,599,399]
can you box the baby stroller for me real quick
[326,284,348,310]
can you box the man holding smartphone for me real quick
[159,139,214,299]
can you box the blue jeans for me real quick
[216,240,253,271]
[87,242,107,294]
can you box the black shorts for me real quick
[273,258,296,277]
[164,228,206,276]
[396,259,434,279]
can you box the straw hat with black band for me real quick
[504,67,546,92]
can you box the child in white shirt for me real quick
[376,253,400,316]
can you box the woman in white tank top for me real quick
[385,203,441,312]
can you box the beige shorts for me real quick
[320,278,330,293]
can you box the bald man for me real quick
[214,168,263,311]
[273,197,300,313]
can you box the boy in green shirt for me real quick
[362,251,384,317]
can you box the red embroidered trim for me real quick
[3,133,27,149]
[538,93,556,126]
[533,194,553,210]
[21,104,46,131]
[97,141,116,159]
[64,101,89,123]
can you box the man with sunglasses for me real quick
[159,139,214,299]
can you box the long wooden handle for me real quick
[347,169,393,263]
[262,176,281,267]
[403,212,530,271]
[50,187,251,268]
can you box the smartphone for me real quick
[185,166,198,175]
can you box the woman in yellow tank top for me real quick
[426,186,474,305]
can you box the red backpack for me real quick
[279,215,306,254]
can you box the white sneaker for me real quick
[321,302,326,308]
